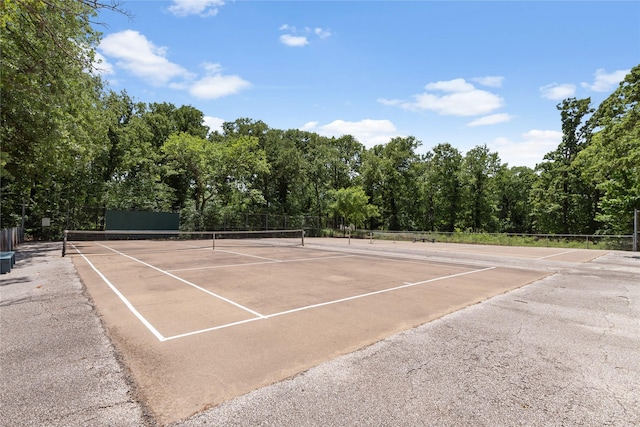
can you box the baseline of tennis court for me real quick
[70,239,550,425]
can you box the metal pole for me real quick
[634,209,638,252]
[21,195,26,242]
[62,230,67,257]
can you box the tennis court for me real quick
[68,232,555,425]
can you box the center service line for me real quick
[95,242,267,319]
[161,266,497,341]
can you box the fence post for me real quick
[21,197,26,241]
[634,209,638,252]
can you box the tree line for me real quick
[1,1,638,238]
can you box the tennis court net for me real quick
[62,229,304,256]
[213,229,305,249]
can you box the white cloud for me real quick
[425,78,475,92]
[408,91,503,116]
[279,24,330,47]
[380,78,504,116]
[99,30,192,86]
[539,83,576,100]
[466,113,512,127]
[488,129,562,168]
[189,70,251,99]
[168,0,224,17]
[203,116,225,134]
[377,98,403,106]
[190,74,249,99]
[314,27,331,39]
[472,76,504,88]
[301,119,401,148]
[280,34,309,47]
[203,62,223,73]
[100,32,250,99]
[581,68,629,92]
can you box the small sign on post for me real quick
[42,217,51,227]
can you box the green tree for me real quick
[163,132,268,229]
[261,129,307,215]
[360,137,421,230]
[174,105,209,138]
[328,135,363,191]
[460,144,502,232]
[0,0,122,234]
[97,94,174,212]
[217,118,273,215]
[577,65,640,234]
[329,186,379,231]
[305,134,363,228]
[301,133,334,223]
[216,134,269,214]
[531,98,595,233]
[424,143,463,232]
[163,133,215,221]
[495,166,536,232]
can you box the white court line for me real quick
[168,254,355,272]
[170,260,278,272]
[216,249,283,262]
[176,243,213,250]
[266,267,496,318]
[162,317,264,341]
[537,249,577,260]
[161,266,496,341]
[350,253,479,270]
[95,242,266,319]
[72,244,166,342]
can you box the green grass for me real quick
[340,230,634,251]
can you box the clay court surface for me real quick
[67,237,607,424]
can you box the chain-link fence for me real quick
[215,213,327,236]
[351,230,635,251]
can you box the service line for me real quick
[216,249,282,262]
[161,266,496,341]
[168,254,355,272]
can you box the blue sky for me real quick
[94,1,639,168]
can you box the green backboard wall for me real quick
[105,210,179,231]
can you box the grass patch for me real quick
[342,230,633,251]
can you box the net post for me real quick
[301,229,305,247]
[62,230,67,257]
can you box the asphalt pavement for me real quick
[1,241,638,426]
